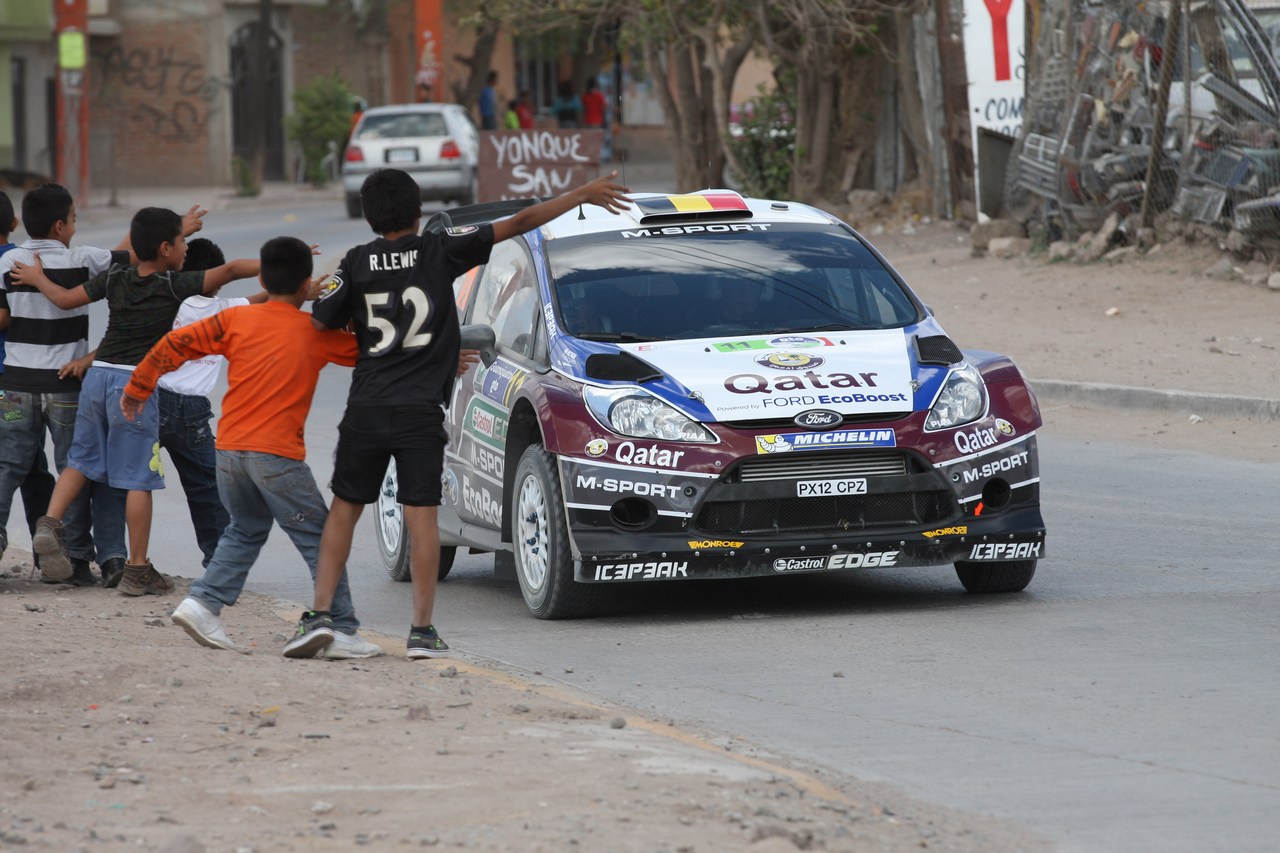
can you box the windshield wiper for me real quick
[763,324,862,334]
[574,332,669,343]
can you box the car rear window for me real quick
[547,226,921,341]
[356,112,448,140]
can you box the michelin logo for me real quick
[755,429,896,454]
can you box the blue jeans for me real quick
[18,444,55,539]
[191,450,358,632]
[158,388,229,567]
[88,480,127,565]
[0,388,92,560]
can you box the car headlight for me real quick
[584,386,716,442]
[924,363,987,430]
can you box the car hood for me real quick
[556,329,937,424]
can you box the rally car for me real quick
[375,190,1046,618]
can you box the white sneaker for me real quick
[171,597,239,652]
[323,631,385,660]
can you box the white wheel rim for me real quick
[376,459,403,554]
[516,474,549,594]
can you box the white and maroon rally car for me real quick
[376,190,1045,618]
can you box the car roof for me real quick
[362,103,460,116]
[534,190,840,240]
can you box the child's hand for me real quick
[58,353,94,381]
[120,391,145,422]
[9,253,44,286]
[309,244,322,256]
[457,349,480,376]
[579,172,632,214]
[306,274,332,301]
[181,204,208,237]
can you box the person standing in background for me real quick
[479,71,499,130]
[582,79,607,129]
[554,81,582,129]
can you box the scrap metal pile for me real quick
[1006,0,1280,249]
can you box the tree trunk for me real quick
[707,34,754,192]
[893,7,932,191]
[451,24,500,108]
[791,70,818,200]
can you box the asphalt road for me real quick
[46,197,1280,852]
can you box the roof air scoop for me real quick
[634,191,753,225]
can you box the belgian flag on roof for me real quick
[632,190,750,218]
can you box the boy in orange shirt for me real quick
[122,236,378,658]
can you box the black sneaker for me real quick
[67,558,99,587]
[100,557,125,589]
[406,626,450,660]
[282,611,336,659]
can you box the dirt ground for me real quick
[2,224,1275,852]
[0,566,1050,853]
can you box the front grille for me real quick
[695,449,956,535]
[694,490,955,535]
[736,449,907,482]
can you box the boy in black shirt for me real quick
[284,168,629,659]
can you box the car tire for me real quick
[459,169,479,206]
[511,445,601,619]
[954,559,1037,593]
[345,194,362,219]
[375,459,456,582]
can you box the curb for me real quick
[1031,379,1280,421]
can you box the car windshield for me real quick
[356,112,447,140]
[547,225,921,341]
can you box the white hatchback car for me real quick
[341,103,480,218]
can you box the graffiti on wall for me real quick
[93,43,223,142]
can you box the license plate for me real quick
[796,478,867,497]
[387,147,418,163]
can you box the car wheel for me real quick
[375,461,410,581]
[375,459,456,582]
[954,559,1037,593]
[459,170,479,206]
[511,445,601,619]
[345,194,362,219]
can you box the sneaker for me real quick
[282,611,336,659]
[406,626,450,659]
[322,631,385,660]
[67,558,98,587]
[119,560,174,596]
[31,516,72,581]
[100,557,125,589]
[171,597,239,652]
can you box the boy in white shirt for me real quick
[159,238,266,566]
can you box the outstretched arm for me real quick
[200,259,262,294]
[9,254,91,309]
[122,313,227,420]
[492,172,631,244]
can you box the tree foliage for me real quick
[445,0,938,207]
[284,73,353,187]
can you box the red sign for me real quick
[478,129,604,202]
[983,0,1014,81]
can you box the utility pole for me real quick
[54,0,90,206]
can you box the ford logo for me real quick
[793,408,843,430]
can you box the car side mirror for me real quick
[460,323,497,367]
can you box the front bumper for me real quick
[558,442,1046,584]
[571,506,1045,582]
